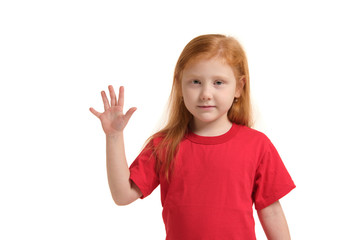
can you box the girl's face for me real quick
[181,57,244,134]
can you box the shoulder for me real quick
[234,124,271,144]
[145,131,166,147]
[232,124,279,158]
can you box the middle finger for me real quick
[108,85,117,107]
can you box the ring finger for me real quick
[101,91,110,110]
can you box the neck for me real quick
[190,119,233,136]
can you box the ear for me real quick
[235,76,246,98]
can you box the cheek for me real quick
[182,94,194,109]
[181,89,190,102]
[182,87,196,102]
[218,93,236,109]
[224,98,235,109]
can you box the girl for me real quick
[90,34,295,240]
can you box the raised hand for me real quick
[90,85,137,136]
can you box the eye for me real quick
[192,80,201,84]
[214,80,224,85]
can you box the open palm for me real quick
[90,85,136,136]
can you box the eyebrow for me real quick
[183,74,229,79]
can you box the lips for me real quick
[198,106,215,108]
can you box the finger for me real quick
[108,85,117,106]
[89,107,101,118]
[101,90,110,110]
[118,86,124,107]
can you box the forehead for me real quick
[185,54,229,68]
[182,56,235,78]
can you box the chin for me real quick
[195,117,220,124]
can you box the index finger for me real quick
[118,86,124,107]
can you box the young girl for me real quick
[90,34,295,240]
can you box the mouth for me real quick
[198,106,215,109]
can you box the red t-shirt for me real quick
[129,123,295,239]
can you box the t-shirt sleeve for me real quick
[129,140,160,199]
[252,136,296,210]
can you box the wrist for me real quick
[106,132,124,139]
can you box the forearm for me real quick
[106,133,131,205]
[257,201,291,240]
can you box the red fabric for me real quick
[129,123,295,240]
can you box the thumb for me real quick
[125,107,137,120]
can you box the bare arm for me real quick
[257,201,291,240]
[90,85,142,205]
[106,133,142,205]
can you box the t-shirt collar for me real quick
[185,122,241,145]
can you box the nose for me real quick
[200,84,212,101]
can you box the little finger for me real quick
[89,107,101,118]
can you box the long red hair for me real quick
[145,34,253,183]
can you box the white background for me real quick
[1,0,359,239]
